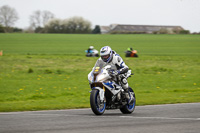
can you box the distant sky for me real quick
[0,0,200,32]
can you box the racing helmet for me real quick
[100,46,113,62]
[89,46,94,49]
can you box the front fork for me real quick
[91,86,105,102]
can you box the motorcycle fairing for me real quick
[103,81,121,95]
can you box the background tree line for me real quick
[0,5,101,34]
[0,5,195,34]
[37,17,92,34]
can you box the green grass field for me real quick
[0,33,200,112]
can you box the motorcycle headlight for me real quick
[88,72,94,83]
[88,75,93,83]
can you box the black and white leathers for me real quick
[94,51,129,90]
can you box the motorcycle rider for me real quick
[86,46,99,57]
[87,46,94,54]
[93,46,134,104]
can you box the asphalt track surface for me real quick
[0,103,200,133]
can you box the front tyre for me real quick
[120,87,136,114]
[90,89,106,115]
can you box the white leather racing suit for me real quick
[93,51,129,91]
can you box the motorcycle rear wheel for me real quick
[90,89,106,115]
[120,87,136,114]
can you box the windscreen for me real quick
[93,59,117,74]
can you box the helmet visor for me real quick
[101,54,110,62]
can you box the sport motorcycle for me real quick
[85,49,99,57]
[88,64,136,115]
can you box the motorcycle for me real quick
[88,64,136,115]
[85,49,99,57]
[125,50,138,57]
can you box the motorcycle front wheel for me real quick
[90,89,106,115]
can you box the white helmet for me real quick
[89,46,94,49]
[100,46,113,62]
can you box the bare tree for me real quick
[0,5,19,32]
[42,11,54,26]
[30,10,41,29]
[29,10,54,30]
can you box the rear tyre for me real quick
[120,87,136,114]
[134,54,138,57]
[90,89,106,115]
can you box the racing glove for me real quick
[109,70,120,77]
